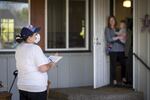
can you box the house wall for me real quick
[0,0,112,100]
[133,0,150,100]
[0,53,93,100]
[0,0,93,100]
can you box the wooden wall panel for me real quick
[30,0,45,49]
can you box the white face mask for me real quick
[34,34,40,44]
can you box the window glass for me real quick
[0,0,29,49]
[47,0,66,48]
[47,0,89,51]
[69,0,86,48]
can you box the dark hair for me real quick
[15,34,34,43]
[15,35,27,43]
[107,15,117,29]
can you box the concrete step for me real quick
[48,86,144,100]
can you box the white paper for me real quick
[48,56,63,63]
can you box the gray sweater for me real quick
[105,27,125,52]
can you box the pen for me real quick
[49,58,54,63]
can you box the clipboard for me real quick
[48,56,63,63]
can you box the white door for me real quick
[93,0,110,88]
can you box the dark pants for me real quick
[126,48,133,84]
[19,90,47,100]
[109,52,126,84]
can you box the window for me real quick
[47,0,66,49]
[46,0,89,51]
[1,19,14,44]
[0,0,29,51]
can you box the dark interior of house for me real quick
[111,0,133,86]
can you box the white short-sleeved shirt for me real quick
[15,43,50,92]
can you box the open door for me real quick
[93,0,109,88]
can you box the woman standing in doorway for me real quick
[15,25,55,100]
[105,16,127,86]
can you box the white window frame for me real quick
[45,0,89,51]
[0,0,31,52]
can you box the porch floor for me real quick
[48,86,143,100]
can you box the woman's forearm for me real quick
[38,62,55,73]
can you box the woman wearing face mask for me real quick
[15,25,55,100]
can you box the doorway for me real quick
[93,0,133,88]
[112,0,133,86]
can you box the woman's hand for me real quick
[38,62,56,73]
[48,62,56,69]
[39,53,60,73]
[112,36,119,41]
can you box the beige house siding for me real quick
[0,0,150,100]
[133,0,150,100]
